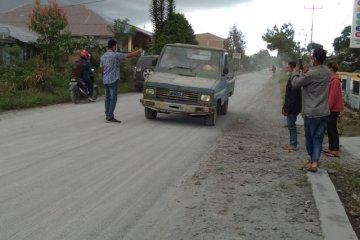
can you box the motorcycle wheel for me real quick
[91,87,98,100]
[70,88,80,104]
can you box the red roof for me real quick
[0,4,113,37]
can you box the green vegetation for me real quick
[323,161,360,192]
[149,0,197,54]
[0,55,137,112]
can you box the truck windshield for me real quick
[158,46,221,77]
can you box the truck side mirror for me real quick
[223,53,229,76]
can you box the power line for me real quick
[304,3,323,50]
[61,0,106,7]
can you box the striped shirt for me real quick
[100,50,127,84]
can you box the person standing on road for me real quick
[323,62,344,157]
[100,39,143,123]
[291,48,331,172]
[282,61,302,151]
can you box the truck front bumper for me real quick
[140,99,215,116]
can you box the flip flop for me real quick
[325,152,339,157]
[322,149,331,153]
[307,162,318,172]
[282,144,297,151]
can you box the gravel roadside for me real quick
[130,76,325,240]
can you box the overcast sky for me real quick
[0,0,354,55]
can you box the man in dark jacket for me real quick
[282,61,302,151]
[79,50,95,102]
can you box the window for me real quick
[342,79,346,91]
[353,81,359,95]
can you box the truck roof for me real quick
[165,43,227,52]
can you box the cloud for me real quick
[0,0,250,28]
[87,0,251,27]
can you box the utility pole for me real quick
[304,3,323,52]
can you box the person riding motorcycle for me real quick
[272,65,276,74]
[79,50,95,102]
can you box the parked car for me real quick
[134,55,159,92]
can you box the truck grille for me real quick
[156,88,198,103]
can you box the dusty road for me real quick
[0,71,322,240]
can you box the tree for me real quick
[251,50,275,70]
[333,26,351,52]
[224,25,246,58]
[306,42,323,53]
[149,0,197,54]
[150,0,167,33]
[29,0,71,65]
[262,23,296,57]
[108,18,136,50]
[332,25,360,71]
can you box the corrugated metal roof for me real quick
[0,23,37,43]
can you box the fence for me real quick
[338,72,360,111]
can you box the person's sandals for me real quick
[303,162,320,170]
[106,117,121,123]
[282,144,297,151]
[322,149,331,154]
[325,150,339,157]
[307,162,318,172]
[303,162,312,170]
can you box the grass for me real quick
[323,161,360,192]
[0,79,136,112]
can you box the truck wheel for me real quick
[220,100,228,115]
[142,68,154,81]
[204,112,217,126]
[145,107,157,119]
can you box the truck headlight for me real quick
[145,88,155,95]
[200,94,211,102]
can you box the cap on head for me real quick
[80,50,90,59]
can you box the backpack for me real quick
[71,60,83,79]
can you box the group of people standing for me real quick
[282,48,344,172]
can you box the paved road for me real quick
[0,71,271,240]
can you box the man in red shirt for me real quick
[324,62,344,157]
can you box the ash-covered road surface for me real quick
[0,71,334,240]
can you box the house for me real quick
[0,4,152,51]
[195,33,225,49]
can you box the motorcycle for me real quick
[69,68,98,104]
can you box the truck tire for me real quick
[145,107,157,119]
[219,100,228,115]
[142,67,154,81]
[204,112,217,126]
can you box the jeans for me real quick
[303,116,328,163]
[327,112,340,151]
[286,114,298,147]
[104,80,118,119]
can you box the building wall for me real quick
[196,33,224,49]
